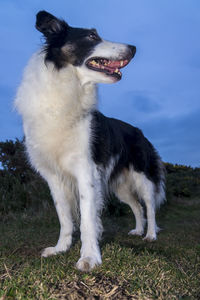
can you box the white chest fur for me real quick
[15,52,97,176]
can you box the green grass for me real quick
[0,197,200,299]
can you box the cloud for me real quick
[124,91,161,113]
[100,88,200,167]
[140,109,200,167]
[100,89,164,125]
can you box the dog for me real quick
[15,11,165,271]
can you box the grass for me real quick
[0,197,200,299]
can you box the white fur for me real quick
[15,39,164,271]
[15,40,129,271]
[112,167,164,241]
[15,51,102,269]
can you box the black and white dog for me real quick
[15,11,165,271]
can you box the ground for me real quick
[0,196,200,299]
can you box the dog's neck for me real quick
[49,63,98,121]
[16,52,98,126]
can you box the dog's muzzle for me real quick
[86,44,136,81]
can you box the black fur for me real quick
[36,11,102,69]
[91,111,162,187]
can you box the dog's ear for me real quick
[36,11,68,38]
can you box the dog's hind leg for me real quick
[115,181,146,236]
[142,193,159,241]
[131,171,158,241]
[114,169,158,241]
[41,173,74,257]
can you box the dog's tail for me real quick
[155,159,166,209]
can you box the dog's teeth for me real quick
[90,60,100,67]
[114,68,121,75]
[91,60,96,65]
[120,61,124,67]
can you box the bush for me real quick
[0,140,200,215]
[165,163,200,201]
[0,140,52,214]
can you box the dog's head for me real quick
[36,11,136,84]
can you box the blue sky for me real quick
[0,0,200,166]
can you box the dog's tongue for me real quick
[104,59,129,75]
[108,59,129,68]
[87,58,130,77]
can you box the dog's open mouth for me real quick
[86,57,130,80]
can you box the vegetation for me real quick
[0,140,51,214]
[0,139,200,299]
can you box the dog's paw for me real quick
[76,256,102,272]
[41,246,63,257]
[128,229,144,236]
[143,234,157,242]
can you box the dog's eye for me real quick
[89,31,100,41]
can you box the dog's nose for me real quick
[128,45,136,58]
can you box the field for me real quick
[0,141,200,299]
[0,196,200,299]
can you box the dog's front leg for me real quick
[76,164,102,272]
[41,173,73,257]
